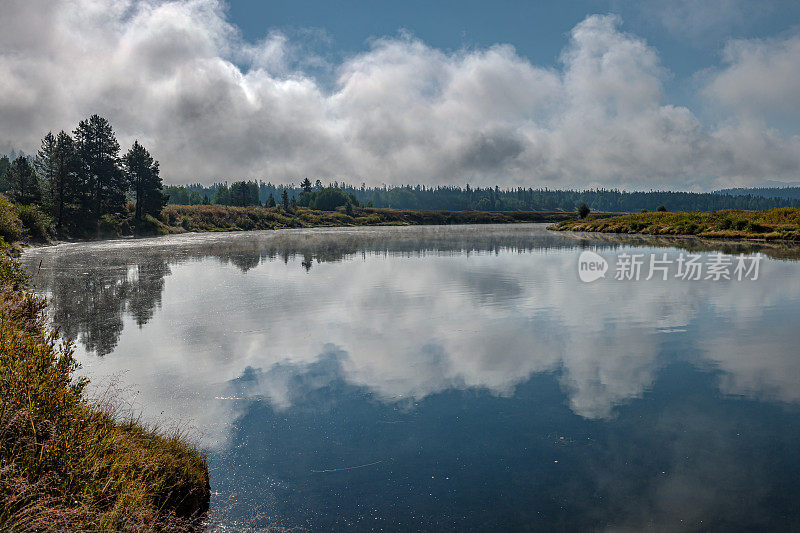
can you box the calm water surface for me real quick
[21,224,800,531]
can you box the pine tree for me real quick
[281,189,289,210]
[7,156,40,204]
[50,132,79,230]
[266,193,276,207]
[35,132,58,209]
[212,184,230,205]
[124,141,166,222]
[301,177,312,194]
[73,115,126,221]
[0,155,10,192]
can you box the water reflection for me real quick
[21,224,800,530]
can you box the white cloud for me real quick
[1,0,800,188]
[704,34,800,121]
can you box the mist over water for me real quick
[22,224,800,530]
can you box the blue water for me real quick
[22,224,800,531]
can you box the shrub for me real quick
[0,195,24,243]
[745,221,766,233]
[578,203,590,218]
[301,187,357,211]
[235,216,255,230]
[15,204,54,242]
[0,241,209,530]
[97,214,123,238]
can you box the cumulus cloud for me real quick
[1,0,800,188]
[704,34,800,121]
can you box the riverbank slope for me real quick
[0,237,210,531]
[1,192,579,243]
[152,205,576,234]
[548,208,800,241]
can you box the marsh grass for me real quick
[548,208,800,241]
[160,204,573,233]
[0,238,209,531]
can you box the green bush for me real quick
[301,187,357,211]
[0,195,24,243]
[15,204,54,242]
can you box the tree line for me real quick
[0,115,165,236]
[162,180,800,213]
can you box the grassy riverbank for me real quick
[158,204,574,233]
[548,208,800,241]
[0,238,209,531]
[1,193,576,243]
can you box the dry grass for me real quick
[0,237,209,531]
[160,204,573,233]
[548,208,800,241]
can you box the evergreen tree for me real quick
[35,132,58,208]
[50,132,79,230]
[266,193,276,207]
[0,155,10,193]
[189,190,203,205]
[212,184,230,205]
[281,189,289,210]
[73,115,126,220]
[249,181,260,206]
[123,141,166,222]
[7,156,40,204]
[229,181,248,206]
[301,177,312,194]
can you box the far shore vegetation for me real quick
[3,115,800,245]
[549,208,800,241]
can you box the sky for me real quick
[2,0,800,190]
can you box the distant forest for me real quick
[5,130,800,225]
[715,187,800,201]
[164,180,800,213]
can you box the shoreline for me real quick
[0,238,210,530]
[548,208,800,243]
[20,206,580,249]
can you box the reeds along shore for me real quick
[0,236,210,531]
[549,208,800,241]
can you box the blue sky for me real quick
[226,0,800,108]
[2,0,800,189]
